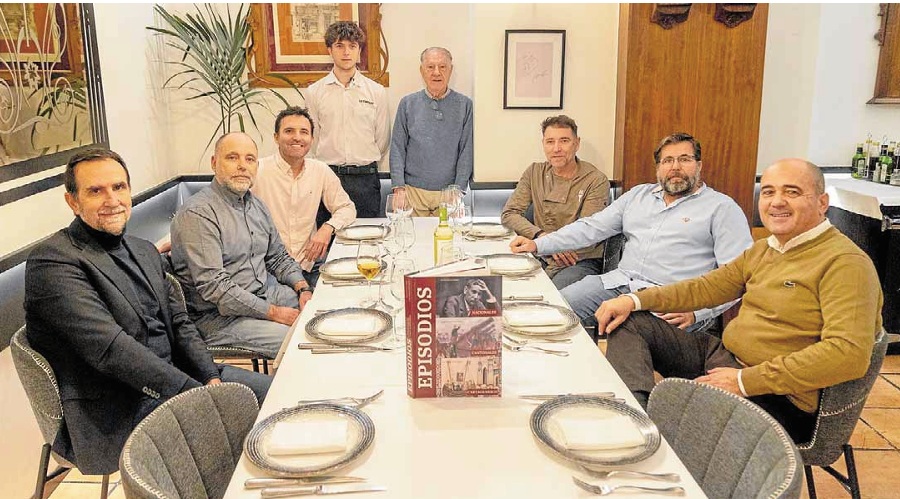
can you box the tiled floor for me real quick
[43,356,900,499]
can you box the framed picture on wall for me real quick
[248,3,389,88]
[503,30,566,109]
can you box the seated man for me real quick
[171,133,313,359]
[596,159,883,443]
[253,107,357,282]
[24,148,271,475]
[511,132,752,336]
[501,115,609,289]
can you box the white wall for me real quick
[472,3,619,182]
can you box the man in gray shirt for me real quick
[171,132,313,358]
[390,47,474,216]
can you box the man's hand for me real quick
[206,378,222,386]
[267,305,300,326]
[470,279,496,303]
[510,236,537,254]
[696,367,742,396]
[392,187,408,211]
[594,295,637,335]
[654,312,695,330]
[304,224,334,262]
[298,290,313,310]
[551,250,579,267]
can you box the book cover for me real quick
[406,267,502,398]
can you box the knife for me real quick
[311,346,391,354]
[503,295,545,301]
[245,477,366,489]
[260,483,387,497]
[518,392,616,400]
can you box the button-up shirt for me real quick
[501,159,609,262]
[170,180,306,320]
[305,70,390,168]
[253,154,357,270]
[536,183,753,323]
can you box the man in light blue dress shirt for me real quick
[511,132,752,337]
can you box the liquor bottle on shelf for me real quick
[878,144,893,184]
[868,140,880,181]
[887,145,899,186]
[433,204,453,265]
[873,144,885,183]
[851,143,866,179]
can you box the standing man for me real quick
[595,159,883,442]
[253,107,357,281]
[171,133,312,359]
[305,20,389,220]
[24,148,270,475]
[510,132,752,337]
[391,47,474,216]
[501,115,610,289]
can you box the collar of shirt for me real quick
[767,219,832,254]
[273,152,305,178]
[322,69,359,88]
[425,88,451,100]
[211,179,249,209]
[651,182,708,209]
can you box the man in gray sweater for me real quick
[390,47,474,216]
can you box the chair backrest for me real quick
[119,382,259,499]
[601,232,626,273]
[648,378,802,499]
[9,327,68,455]
[798,330,889,466]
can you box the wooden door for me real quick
[614,3,769,221]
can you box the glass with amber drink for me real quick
[357,241,382,308]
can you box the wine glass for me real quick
[385,192,411,221]
[356,241,383,308]
[385,258,417,348]
[396,217,416,258]
[382,222,404,261]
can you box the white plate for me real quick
[306,308,392,345]
[483,254,541,276]
[468,223,512,238]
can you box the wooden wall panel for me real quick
[615,3,768,221]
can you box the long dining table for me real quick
[222,217,706,498]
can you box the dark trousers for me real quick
[607,311,816,443]
[316,167,381,228]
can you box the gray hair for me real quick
[420,47,453,64]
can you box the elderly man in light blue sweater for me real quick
[511,132,753,340]
[390,47,474,216]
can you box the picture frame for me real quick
[503,30,566,109]
[0,3,83,83]
[248,3,389,88]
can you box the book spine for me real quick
[406,276,437,398]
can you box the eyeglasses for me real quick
[658,155,697,166]
[430,100,443,121]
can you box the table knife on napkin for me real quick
[519,392,616,400]
[246,477,366,489]
[311,346,393,354]
[260,484,387,497]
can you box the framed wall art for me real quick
[503,29,566,109]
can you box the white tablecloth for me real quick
[222,217,706,498]
[825,175,900,219]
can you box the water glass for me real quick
[385,258,417,348]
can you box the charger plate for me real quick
[320,257,386,282]
[530,395,661,466]
[483,254,541,276]
[305,308,392,345]
[244,403,375,477]
[335,224,389,241]
[467,223,513,239]
[503,302,579,337]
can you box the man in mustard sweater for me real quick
[596,159,883,442]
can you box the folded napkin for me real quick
[343,226,384,239]
[556,415,645,451]
[488,258,532,272]
[505,308,566,326]
[319,317,377,336]
[267,420,349,456]
[472,225,509,237]
[327,260,363,277]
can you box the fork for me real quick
[573,477,685,496]
[502,342,569,356]
[296,389,384,409]
[503,334,571,345]
[579,466,681,482]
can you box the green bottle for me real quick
[851,143,866,179]
[433,205,453,265]
[878,144,893,184]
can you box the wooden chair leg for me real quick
[263,359,269,375]
[34,443,50,499]
[100,473,109,499]
[804,465,817,499]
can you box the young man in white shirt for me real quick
[305,21,390,221]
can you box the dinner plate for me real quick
[503,302,579,337]
[305,308,393,345]
[467,223,513,239]
[244,403,375,477]
[483,254,542,276]
[320,257,385,282]
[530,395,661,466]
[335,224,389,241]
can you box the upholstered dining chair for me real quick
[10,327,110,499]
[119,382,259,499]
[647,378,803,499]
[797,330,889,499]
[164,271,271,374]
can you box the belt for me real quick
[329,162,377,175]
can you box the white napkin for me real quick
[327,260,362,277]
[556,415,645,451]
[505,309,566,326]
[318,317,376,336]
[345,226,384,239]
[488,258,532,272]
[267,420,349,455]
[472,225,509,237]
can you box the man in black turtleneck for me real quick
[23,148,271,476]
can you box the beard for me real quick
[659,171,699,196]
[223,176,253,196]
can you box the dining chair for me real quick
[119,382,259,499]
[9,326,110,499]
[796,329,889,499]
[648,378,803,499]
[164,271,271,374]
